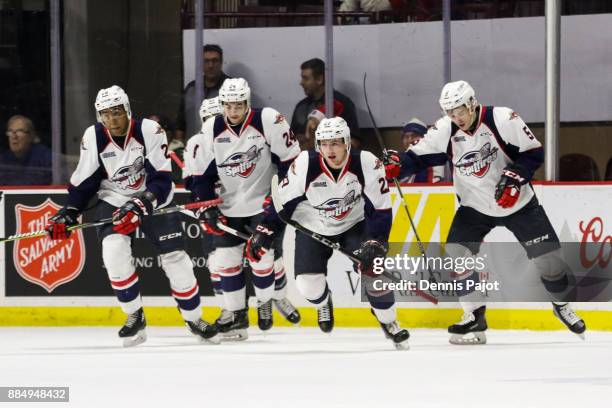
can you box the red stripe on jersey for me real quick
[172,284,199,299]
[218,265,242,276]
[240,110,255,137]
[318,155,334,180]
[251,267,273,277]
[111,272,139,289]
[338,155,352,181]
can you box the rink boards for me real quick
[0,183,611,329]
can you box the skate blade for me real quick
[197,333,221,345]
[393,340,410,351]
[220,329,248,341]
[122,330,147,347]
[575,332,586,340]
[449,332,486,345]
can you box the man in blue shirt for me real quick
[0,115,52,186]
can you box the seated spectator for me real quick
[339,0,393,12]
[338,0,408,23]
[147,114,184,183]
[176,44,230,142]
[304,100,347,150]
[291,58,360,150]
[399,118,445,183]
[0,115,52,186]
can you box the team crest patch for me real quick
[455,142,498,178]
[110,156,146,190]
[314,191,361,221]
[274,114,286,124]
[509,111,519,120]
[155,125,165,134]
[13,199,85,293]
[218,145,263,178]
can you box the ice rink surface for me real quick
[0,327,610,408]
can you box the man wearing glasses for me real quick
[1,114,52,185]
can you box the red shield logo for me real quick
[12,199,85,293]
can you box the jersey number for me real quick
[161,144,170,159]
[378,177,389,194]
[282,131,297,148]
[522,126,535,140]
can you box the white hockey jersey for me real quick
[184,108,300,217]
[399,106,543,217]
[67,119,174,210]
[269,149,392,239]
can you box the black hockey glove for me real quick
[112,191,156,235]
[196,205,228,236]
[358,240,387,277]
[495,168,524,209]
[246,224,276,263]
[46,206,80,240]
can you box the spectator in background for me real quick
[304,100,359,150]
[339,0,392,13]
[0,114,52,185]
[338,0,408,23]
[147,114,184,183]
[291,58,360,150]
[399,118,444,183]
[176,44,230,142]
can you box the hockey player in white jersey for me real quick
[255,117,410,350]
[184,79,301,340]
[195,97,301,331]
[45,86,219,347]
[385,80,586,344]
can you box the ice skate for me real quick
[118,308,147,347]
[215,308,249,341]
[380,320,410,350]
[552,302,586,340]
[257,299,273,331]
[448,306,488,345]
[274,298,301,325]
[317,296,334,333]
[186,318,221,344]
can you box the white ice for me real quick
[0,327,610,408]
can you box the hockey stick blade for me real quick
[0,198,222,244]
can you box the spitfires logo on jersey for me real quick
[314,191,361,220]
[110,156,146,190]
[218,145,263,178]
[13,199,85,293]
[455,142,498,178]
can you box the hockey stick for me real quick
[0,198,222,244]
[168,151,250,242]
[168,151,184,169]
[362,73,438,287]
[217,223,250,241]
[270,175,438,304]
